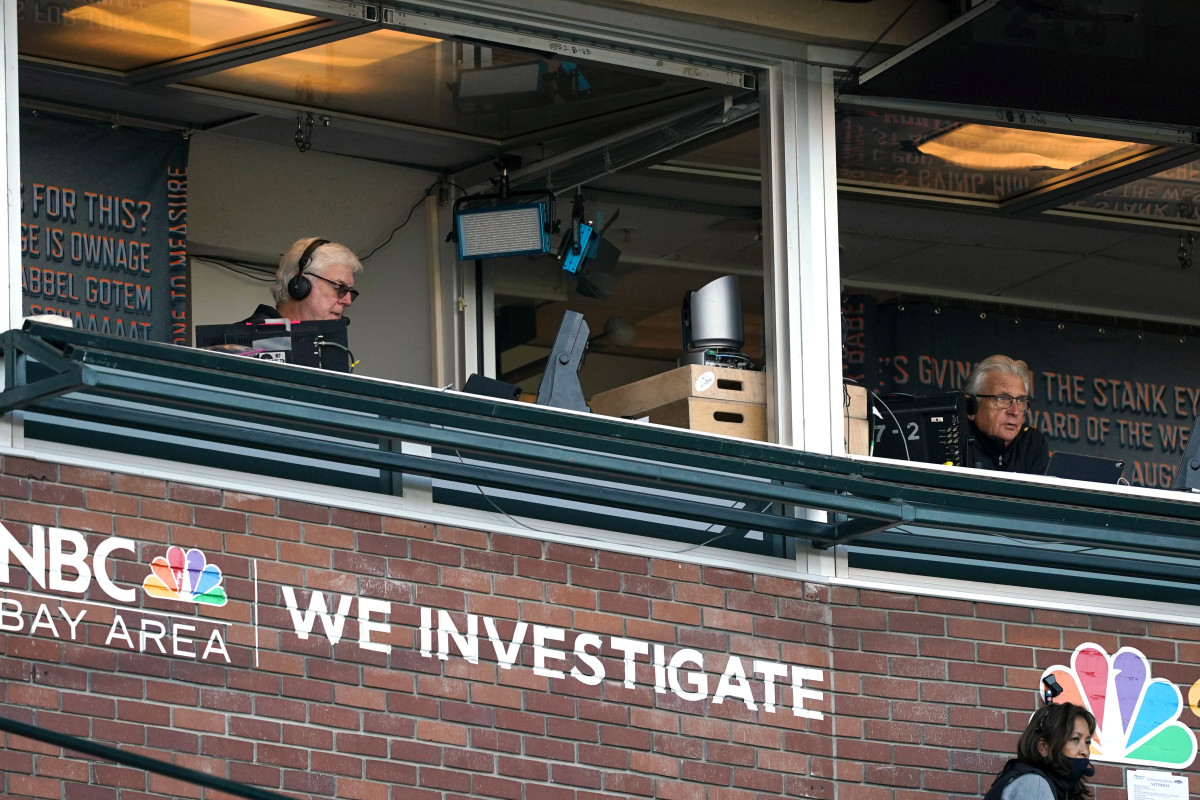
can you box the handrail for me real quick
[0,713,293,800]
[4,323,1200,572]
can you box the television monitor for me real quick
[870,392,970,467]
[1172,415,1200,491]
[194,318,351,373]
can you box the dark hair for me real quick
[1017,702,1096,798]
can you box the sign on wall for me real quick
[1043,642,1199,769]
[20,110,189,344]
[844,296,1200,488]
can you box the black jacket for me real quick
[984,762,1062,800]
[968,421,1050,475]
[242,304,284,324]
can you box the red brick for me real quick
[278,498,329,523]
[6,457,57,479]
[4,500,57,525]
[32,482,86,506]
[139,498,191,523]
[331,507,384,532]
[948,617,1004,641]
[438,525,488,549]
[193,506,246,532]
[358,531,408,557]
[977,603,1032,623]
[84,491,139,515]
[58,465,109,489]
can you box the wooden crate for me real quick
[590,365,765,419]
[843,385,867,420]
[845,416,869,455]
[643,397,767,441]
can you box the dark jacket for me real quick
[968,421,1050,475]
[242,304,284,324]
[984,760,1072,800]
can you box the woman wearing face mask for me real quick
[984,702,1096,800]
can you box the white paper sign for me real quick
[1128,770,1189,800]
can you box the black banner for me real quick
[20,110,189,344]
[843,296,1200,489]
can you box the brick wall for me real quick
[1,454,1198,800]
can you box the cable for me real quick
[358,180,442,262]
[836,0,922,100]
[864,385,911,461]
[448,447,766,555]
[314,340,356,373]
[192,255,274,282]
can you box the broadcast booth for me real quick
[7,2,1200,800]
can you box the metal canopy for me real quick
[5,322,1200,580]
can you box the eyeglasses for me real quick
[977,393,1031,409]
[308,272,359,300]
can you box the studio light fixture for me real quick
[451,157,557,260]
[908,122,1136,171]
[455,202,551,260]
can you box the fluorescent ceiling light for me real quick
[916,124,1134,171]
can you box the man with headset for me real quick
[245,236,362,323]
[963,354,1049,474]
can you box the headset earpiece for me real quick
[965,394,978,415]
[287,238,330,300]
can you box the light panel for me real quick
[455,203,551,260]
[918,124,1134,171]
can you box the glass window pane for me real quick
[185,30,710,138]
[19,0,320,71]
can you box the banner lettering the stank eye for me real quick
[845,296,1200,489]
[20,110,189,343]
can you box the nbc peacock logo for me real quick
[141,546,228,607]
[1041,642,1197,768]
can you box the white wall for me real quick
[186,133,438,385]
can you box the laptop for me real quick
[1045,452,1125,484]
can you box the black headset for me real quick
[286,238,330,300]
[964,394,978,415]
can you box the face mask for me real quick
[1067,757,1094,781]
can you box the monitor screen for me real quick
[195,319,351,373]
[869,392,970,466]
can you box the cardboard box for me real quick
[643,397,767,441]
[590,365,765,419]
[843,385,867,420]
[845,416,869,455]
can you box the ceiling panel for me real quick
[185,31,719,139]
[849,0,1200,130]
[19,0,321,71]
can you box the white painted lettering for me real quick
[754,660,790,713]
[357,597,391,653]
[485,616,527,668]
[790,666,825,719]
[610,637,649,689]
[140,618,167,653]
[668,648,706,701]
[436,610,478,663]
[713,656,756,710]
[570,633,604,685]
[173,623,195,657]
[532,624,566,679]
[281,587,352,646]
[29,603,58,637]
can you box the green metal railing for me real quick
[4,322,1200,584]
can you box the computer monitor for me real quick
[870,392,971,466]
[195,319,351,373]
